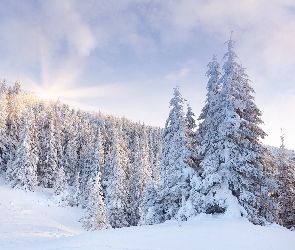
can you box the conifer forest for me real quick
[1,37,294,232]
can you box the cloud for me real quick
[0,0,96,91]
[165,67,191,81]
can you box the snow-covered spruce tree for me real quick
[81,172,110,230]
[69,172,81,207]
[186,171,204,217]
[0,80,8,174]
[185,103,198,169]
[52,100,66,185]
[78,123,93,207]
[6,81,23,171]
[155,86,196,222]
[196,55,221,147]
[105,123,129,228]
[34,102,47,183]
[139,181,162,225]
[275,132,295,229]
[198,37,275,224]
[39,112,58,188]
[64,132,78,184]
[63,108,79,185]
[6,111,38,191]
[151,127,163,184]
[128,128,152,226]
[53,165,69,206]
[80,126,104,207]
[54,165,67,194]
[174,103,204,220]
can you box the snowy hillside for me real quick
[1,178,294,250]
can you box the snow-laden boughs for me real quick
[6,81,23,173]
[6,111,38,191]
[274,133,295,229]
[80,126,104,207]
[139,181,163,225]
[0,80,8,173]
[81,172,110,230]
[128,128,152,226]
[196,55,220,147]
[198,36,275,225]
[185,103,198,170]
[39,112,58,188]
[69,172,81,207]
[105,124,129,228]
[153,86,198,222]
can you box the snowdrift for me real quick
[0,178,294,250]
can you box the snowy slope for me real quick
[0,177,84,249]
[1,178,294,250]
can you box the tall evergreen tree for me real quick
[156,86,195,221]
[80,126,104,207]
[185,103,197,170]
[6,112,38,191]
[198,36,275,224]
[128,128,152,226]
[54,166,67,195]
[0,80,8,173]
[6,81,23,169]
[196,55,220,147]
[69,172,81,207]
[81,173,110,230]
[276,131,295,229]
[63,109,79,185]
[139,181,162,225]
[39,112,58,188]
[105,124,129,228]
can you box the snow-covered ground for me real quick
[1,177,294,250]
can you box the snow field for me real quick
[0,178,294,250]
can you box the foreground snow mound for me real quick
[0,178,84,249]
[1,179,294,250]
[14,215,295,250]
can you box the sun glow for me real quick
[32,84,62,101]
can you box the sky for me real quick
[0,0,295,149]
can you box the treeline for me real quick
[0,80,162,230]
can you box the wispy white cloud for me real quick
[165,67,191,81]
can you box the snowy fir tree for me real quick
[64,124,79,185]
[128,128,152,226]
[38,114,58,188]
[0,80,8,173]
[54,165,67,195]
[69,172,81,207]
[275,131,295,229]
[196,55,220,147]
[5,81,23,172]
[80,126,104,207]
[81,172,110,230]
[197,35,275,225]
[153,86,197,222]
[105,124,129,228]
[139,181,163,225]
[185,103,198,170]
[6,112,38,191]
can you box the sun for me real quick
[34,86,61,101]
